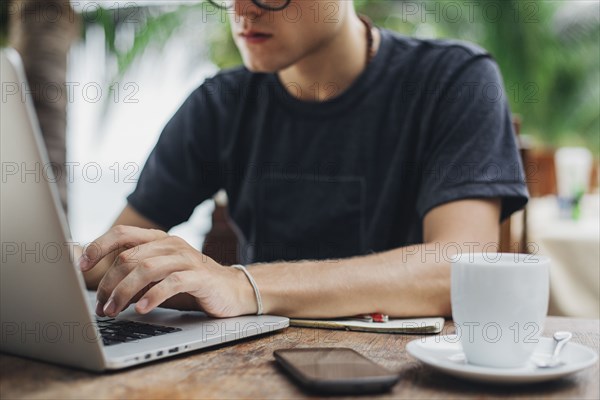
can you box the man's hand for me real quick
[79,225,257,318]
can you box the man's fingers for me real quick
[96,236,188,315]
[79,225,167,271]
[96,257,136,313]
[135,271,198,315]
[95,237,179,304]
[110,235,182,268]
[102,256,183,317]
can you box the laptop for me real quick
[0,48,289,371]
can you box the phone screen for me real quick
[274,348,394,381]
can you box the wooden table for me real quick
[1,317,598,399]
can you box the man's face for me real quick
[229,0,346,72]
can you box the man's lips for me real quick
[239,31,273,44]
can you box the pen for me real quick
[352,313,389,323]
[370,313,389,323]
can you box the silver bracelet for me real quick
[231,264,263,315]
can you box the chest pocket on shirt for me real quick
[255,176,366,262]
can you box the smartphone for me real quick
[273,348,399,394]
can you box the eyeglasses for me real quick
[207,0,291,11]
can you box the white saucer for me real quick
[406,335,598,384]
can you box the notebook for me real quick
[289,317,444,334]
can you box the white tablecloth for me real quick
[528,195,600,318]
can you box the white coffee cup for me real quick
[451,252,550,368]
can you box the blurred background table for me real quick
[528,194,600,318]
[0,317,598,399]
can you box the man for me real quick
[79,0,528,319]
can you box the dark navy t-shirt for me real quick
[127,29,529,263]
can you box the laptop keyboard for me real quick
[96,318,182,346]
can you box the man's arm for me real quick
[247,198,501,318]
[82,205,164,290]
[81,198,500,318]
